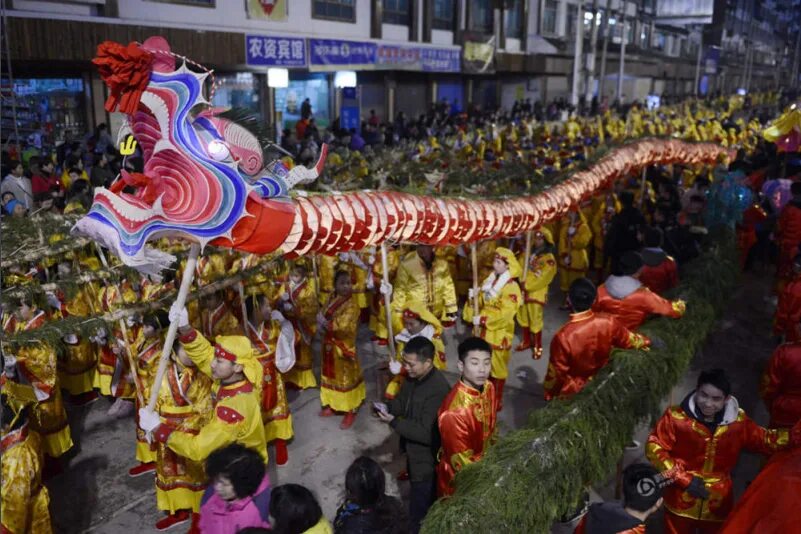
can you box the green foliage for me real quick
[422,229,738,534]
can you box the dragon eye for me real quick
[207,139,230,161]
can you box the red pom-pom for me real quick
[92,41,154,115]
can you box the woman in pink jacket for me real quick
[199,444,271,533]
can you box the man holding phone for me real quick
[374,336,450,533]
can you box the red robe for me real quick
[761,342,801,428]
[720,448,801,534]
[436,380,497,497]
[638,250,678,295]
[773,276,801,342]
[592,278,684,331]
[775,201,801,282]
[543,310,649,400]
[646,395,790,526]
[735,204,767,269]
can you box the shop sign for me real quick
[376,45,461,73]
[246,35,307,67]
[309,39,377,70]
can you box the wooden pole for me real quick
[380,243,395,360]
[521,231,533,282]
[93,244,145,406]
[146,243,201,411]
[238,257,249,336]
[471,242,480,336]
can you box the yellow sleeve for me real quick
[435,261,458,316]
[525,258,557,293]
[391,262,411,315]
[480,284,521,331]
[1,449,33,534]
[572,223,593,249]
[180,330,214,378]
[168,395,247,463]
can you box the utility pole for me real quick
[694,29,703,97]
[585,0,601,106]
[571,2,585,107]
[598,0,611,100]
[616,7,627,102]
[791,30,801,89]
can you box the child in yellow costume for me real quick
[139,305,268,463]
[463,248,522,411]
[152,342,213,532]
[129,311,170,477]
[3,299,73,461]
[558,210,592,304]
[247,293,295,466]
[385,302,447,399]
[515,229,558,359]
[317,254,337,306]
[280,262,319,390]
[1,397,52,534]
[319,270,366,430]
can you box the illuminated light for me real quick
[334,70,357,88]
[207,139,230,161]
[267,68,289,88]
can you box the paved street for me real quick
[50,270,775,533]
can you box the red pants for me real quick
[664,511,722,534]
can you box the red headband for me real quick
[402,309,421,320]
[214,344,237,363]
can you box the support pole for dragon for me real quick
[471,242,480,336]
[146,243,201,411]
[381,243,395,360]
[521,231,533,283]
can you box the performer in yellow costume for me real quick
[317,254,337,306]
[151,342,213,532]
[385,301,446,399]
[390,245,458,334]
[319,270,366,430]
[196,291,241,338]
[368,244,401,344]
[139,304,268,463]
[1,397,52,534]
[558,210,593,304]
[247,293,295,466]
[463,248,522,411]
[590,192,620,280]
[51,288,98,402]
[280,261,319,390]
[515,229,558,359]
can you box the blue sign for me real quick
[310,39,377,68]
[245,35,307,67]
[420,48,461,73]
[376,44,461,73]
[340,87,360,132]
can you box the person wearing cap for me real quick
[574,463,667,534]
[385,301,447,400]
[516,228,558,359]
[773,253,801,343]
[638,227,679,296]
[463,247,522,410]
[558,210,593,308]
[389,245,458,336]
[245,293,295,466]
[1,396,52,534]
[280,261,319,390]
[592,251,685,331]
[138,303,268,463]
[647,369,801,534]
[318,270,366,430]
[436,337,497,497]
[544,278,649,401]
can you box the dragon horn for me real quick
[286,143,329,189]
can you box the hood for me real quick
[583,502,642,534]
[604,275,642,300]
[684,392,740,426]
[641,247,667,267]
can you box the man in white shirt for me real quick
[1,160,34,210]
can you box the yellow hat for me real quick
[494,247,522,279]
[402,301,442,334]
[214,335,263,387]
[535,227,554,245]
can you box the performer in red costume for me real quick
[436,337,497,497]
[544,278,649,401]
[773,253,801,342]
[775,182,801,291]
[761,341,801,429]
[593,251,685,330]
[647,369,801,534]
[735,201,767,270]
[638,227,679,295]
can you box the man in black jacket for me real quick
[374,336,451,533]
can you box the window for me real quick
[505,0,523,39]
[653,30,666,51]
[469,0,493,34]
[640,24,650,48]
[542,0,558,35]
[313,0,355,22]
[566,5,578,38]
[383,0,409,25]
[433,0,455,30]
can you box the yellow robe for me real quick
[391,253,458,334]
[279,276,318,389]
[516,250,558,334]
[249,320,294,442]
[1,425,52,534]
[463,277,522,380]
[320,295,366,412]
[134,334,163,464]
[368,248,400,341]
[167,330,268,462]
[55,290,97,395]
[558,217,592,292]
[155,362,213,513]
